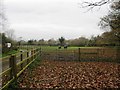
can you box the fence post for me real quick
[27,50,29,64]
[33,49,35,60]
[97,48,99,61]
[30,49,32,61]
[31,49,33,61]
[78,48,81,61]
[10,55,17,79]
[39,47,41,60]
[34,49,36,59]
[116,47,120,63]
[33,49,34,60]
[32,49,34,60]
[35,48,38,58]
[9,54,13,80]
[37,48,39,58]
[20,51,23,70]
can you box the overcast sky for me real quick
[4,0,110,41]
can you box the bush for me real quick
[1,33,18,54]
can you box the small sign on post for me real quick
[6,43,12,48]
[29,51,31,56]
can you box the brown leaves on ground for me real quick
[17,60,120,89]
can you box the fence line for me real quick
[78,48,120,62]
[0,48,41,90]
[41,47,120,62]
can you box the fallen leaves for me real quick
[17,60,120,89]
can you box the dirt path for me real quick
[17,60,120,89]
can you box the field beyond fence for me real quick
[41,47,120,62]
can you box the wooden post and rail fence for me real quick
[0,47,41,90]
[78,47,120,62]
[41,47,120,62]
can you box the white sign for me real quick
[29,51,31,56]
[7,43,11,48]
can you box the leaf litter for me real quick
[17,60,120,89]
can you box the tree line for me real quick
[15,34,120,47]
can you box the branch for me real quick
[80,0,112,10]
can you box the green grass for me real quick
[41,46,101,52]
[0,46,37,58]
[0,50,20,58]
[0,46,102,57]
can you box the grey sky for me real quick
[4,0,110,40]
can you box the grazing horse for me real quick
[58,46,61,49]
[64,45,67,49]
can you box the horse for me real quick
[64,45,67,49]
[58,46,61,49]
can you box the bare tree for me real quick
[80,0,120,46]
[59,37,65,46]
[5,29,15,40]
[99,1,120,45]
[80,0,113,11]
[0,0,8,33]
[81,0,112,7]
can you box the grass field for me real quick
[41,46,101,51]
[0,46,35,58]
[40,46,119,63]
[0,45,117,58]
[0,50,20,58]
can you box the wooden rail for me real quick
[0,48,41,90]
